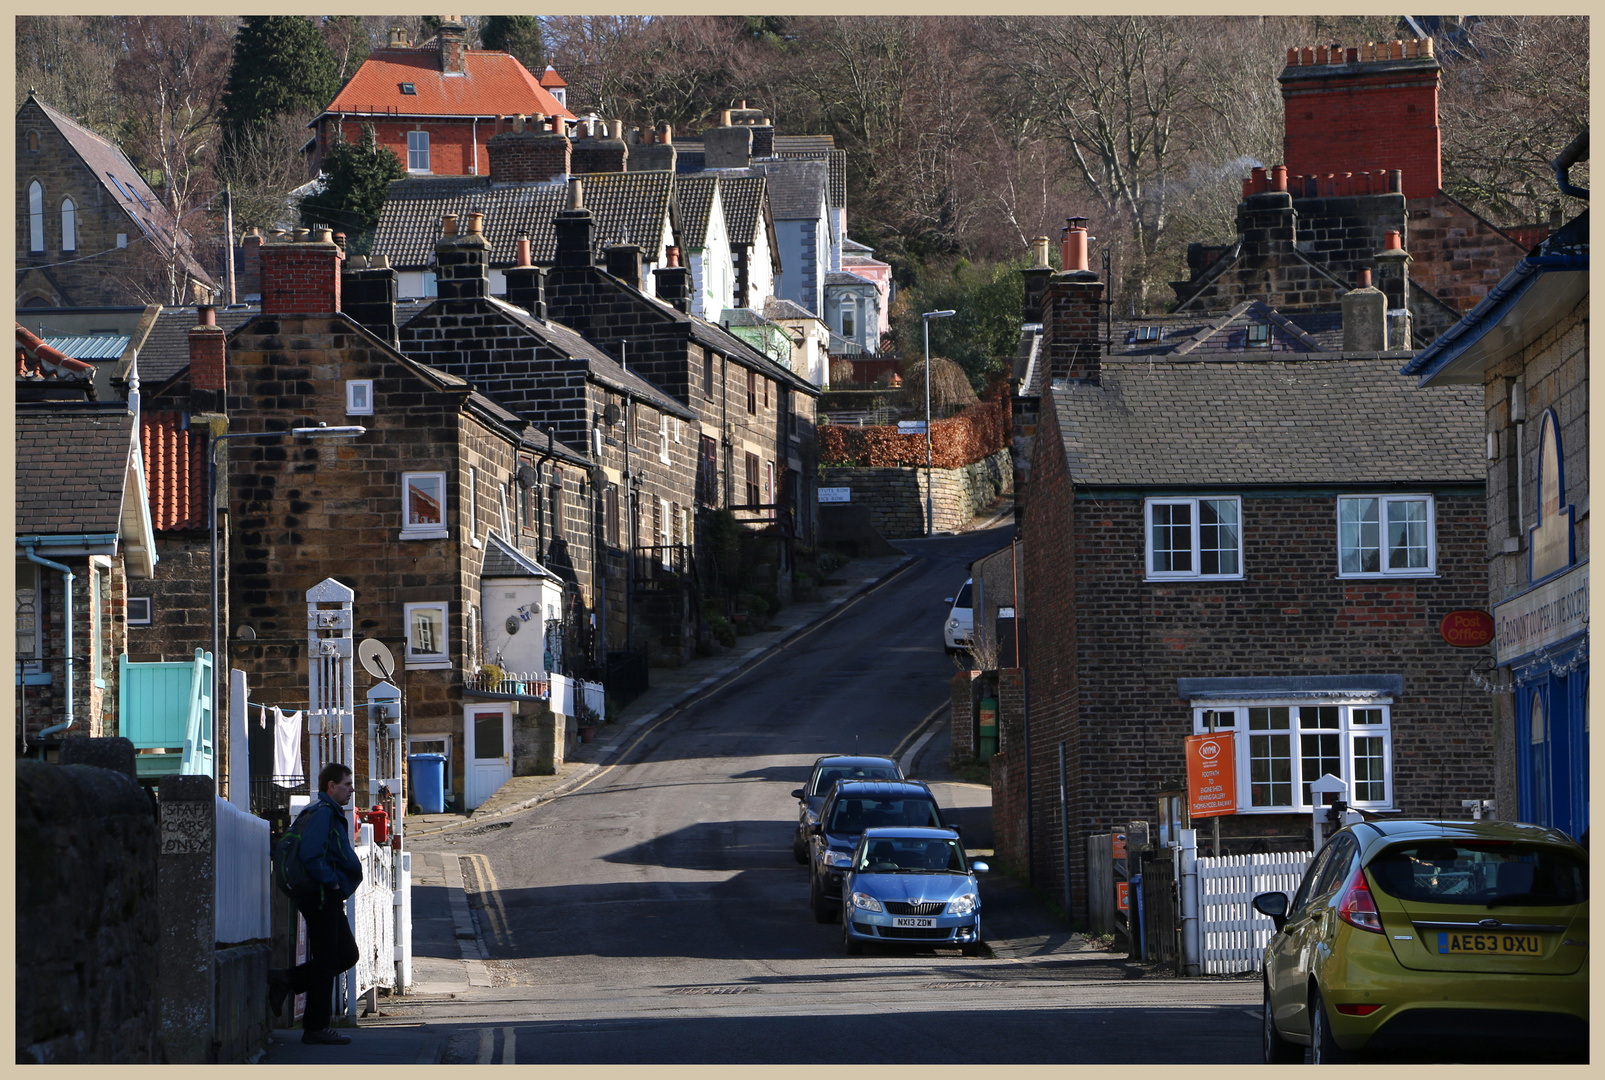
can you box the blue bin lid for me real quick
[408,752,448,763]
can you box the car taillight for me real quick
[1334,1003,1382,1016]
[1336,867,1383,933]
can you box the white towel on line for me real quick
[272,707,303,787]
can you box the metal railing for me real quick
[633,543,696,589]
[463,669,551,699]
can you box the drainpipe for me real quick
[24,544,75,741]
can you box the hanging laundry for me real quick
[272,707,304,787]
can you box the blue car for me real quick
[840,827,988,956]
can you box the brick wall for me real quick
[1407,194,1529,313]
[260,239,342,314]
[988,668,1029,874]
[950,669,978,758]
[485,127,571,183]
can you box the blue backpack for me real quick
[271,804,325,906]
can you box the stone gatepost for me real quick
[156,774,216,1063]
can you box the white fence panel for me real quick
[1196,850,1312,974]
[581,680,605,721]
[214,796,271,944]
[347,824,395,1008]
[549,673,573,717]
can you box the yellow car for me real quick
[1253,819,1587,1063]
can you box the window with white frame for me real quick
[658,414,670,463]
[1192,700,1393,811]
[404,602,449,666]
[407,130,431,173]
[467,466,480,546]
[1146,497,1242,579]
[346,379,373,415]
[127,597,152,625]
[498,482,512,538]
[1337,495,1434,576]
[401,472,448,538]
[16,561,41,674]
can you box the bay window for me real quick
[1192,699,1393,811]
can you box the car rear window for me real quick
[829,797,942,831]
[812,766,899,797]
[1368,841,1587,907]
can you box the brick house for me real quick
[16,389,157,755]
[395,214,704,663]
[16,93,217,308]
[219,229,591,811]
[306,19,573,179]
[1402,168,1588,844]
[537,180,823,596]
[1172,37,1536,346]
[1004,223,1492,920]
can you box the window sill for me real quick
[405,659,452,671]
[1145,574,1246,583]
[471,537,482,549]
[398,529,450,541]
[1234,804,1396,815]
[1335,572,1438,580]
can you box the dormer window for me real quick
[400,83,417,94]
[1247,322,1271,348]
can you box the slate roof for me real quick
[27,96,215,290]
[763,297,822,322]
[320,48,573,120]
[718,175,768,246]
[674,175,718,247]
[826,271,876,288]
[16,406,139,536]
[1049,356,1483,488]
[769,147,846,208]
[752,159,829,221]
[373,171,676,269]
[138,306,257,385]
[482,531,562,579]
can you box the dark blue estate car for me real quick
[790,755,904,863]
[807,779,947,923]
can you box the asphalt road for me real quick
[404,528,1262,1063]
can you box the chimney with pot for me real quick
[653,246,691,313]
[487,115,572,184]
[504,233,547,319]
[1373,229,1413,345]
[703,110,754,169]
[629,123,677,172]
[1279,37,1441,199]
[1020,236,1053,325]
[433,211,491,300]
[260,231,344,315]
[571,118,629,174]
[1042,218,1104,384]
[553,178,594,268]
[188,304,226,413]
[342,254,399,345]
[1340,267,1388,350]
[438,17,467,76]
[605,242,643,289]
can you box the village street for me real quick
[328,527,1261,1064]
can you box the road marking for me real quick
[894,701,948,772]
[476,1027,494,1064]
[558,558,924,799]
[462,853,512,951]
[502,1026,516,1063]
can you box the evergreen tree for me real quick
[219,16,341,160]
[301,123,404,253]
[480,15,545,73]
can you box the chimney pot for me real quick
[294,227,310,241]
[466,211,484,235]
[1384,230,1402,250]
[1032,236,1051,268]
[198,304,216,326]
[1287,47,1298,65]
[1060,219,1089,273]
[1420,37,1434,57]
[442,214,458,236]
[1272,164,1288,191]
[514,114,526,133]
[516,234,532,267]
[1358,268,1372,288]
[659,123,673,144]
[568,178,584,210]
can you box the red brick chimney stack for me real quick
[1279,36,1441,199]
[189,304,225,396]
[259,232,344,315]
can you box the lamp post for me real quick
[922,309,957,537]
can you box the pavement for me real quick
[262,497,1134,1064]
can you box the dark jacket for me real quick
[299,792,364,903]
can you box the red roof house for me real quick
[308,19,575,179]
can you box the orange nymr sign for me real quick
[1186,732,1237,818]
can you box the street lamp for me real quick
[208,422,366,702]
[922,309,957,537]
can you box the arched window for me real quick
[26,131,39,152]
[28,181,44,252]
[60,197,76,251]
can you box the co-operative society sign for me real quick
[1186,732,1237,818]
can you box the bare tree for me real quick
[217,111,311,232]
[15,16,125,135]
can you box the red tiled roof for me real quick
[141,411,207,531]
[322,49,574,120]
[16,323,94,381]
[540,65,567,89]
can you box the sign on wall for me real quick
[818,487,851,503]
[1186,732,1237,818]
[1495,562,1588,666]
[1439,609,1496,648]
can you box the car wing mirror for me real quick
[971,861,989,873]
[791,789,805,800]
[1252,891,1289,933]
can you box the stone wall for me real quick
[821,448,1012,539]
[16,758,161,1063]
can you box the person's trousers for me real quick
[289,898,360,1031]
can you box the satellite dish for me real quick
[603,402,621,426]
[358,637,396,681]
[518,464,538,488]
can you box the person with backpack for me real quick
[268,762,364,1045]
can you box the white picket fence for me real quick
[346,823,396,1011]
[1196,850,1312,974]
[215,796,271,944]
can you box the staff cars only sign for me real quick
[1186,732,1237,818]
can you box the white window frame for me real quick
[1192,698,1394,813]
[498,483,512,539]
[61,197,76,252]
[1145,496,1243,580]
[346,379,373,415]
[658,497,671,567]
[29,181,44,252]
[407,130,431,173]
[127,596,152,626]
[658,414,670,463]
[401,471,449,539]
[1337,494,1435,577]
[467,466,481,548]
[403,601,450,668]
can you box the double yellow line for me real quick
[461,853,512,951]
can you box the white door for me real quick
[463,705,512,810]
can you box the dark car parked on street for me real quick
[791,755,904,863]
[807,779,948,923]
